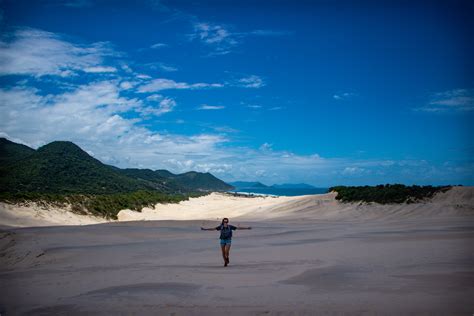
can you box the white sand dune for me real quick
[118,186,474,222]
[1,187,473,228]
[0,202,109,227]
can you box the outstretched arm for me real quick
[237,226,252,230]
[201,227,217,231]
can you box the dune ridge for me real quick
[118,186,474,222]
[1,187,472,227]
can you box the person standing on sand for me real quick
[201,218,252,267]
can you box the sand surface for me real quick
[0,202,109,227]
[0,187,473,315]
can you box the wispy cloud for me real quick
[136,74,152,80]
[237,75,265,88]
[259,143,273,151]
[83,66,117,73]
[415,89,474,112]
[198,104,225,110]
[136,74,264,93]
[189,21,290,56]
[0,81,227,169]
[137,78,224,93]
[333,92,357,101]
[150,42,168,49]
[0,28,118,77]
[249,30,292,36]
[119,81,136,90]
[268,106,284,111]
[189,22,237,55]
[145,62,178,72]
[61,0,93,8]
[342,167,365,175]
[138,97,177,117]
[210,126,239,133]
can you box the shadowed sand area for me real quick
[0,188,473,315]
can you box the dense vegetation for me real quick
[0,138,36,165]
[170,171,234,191]
[0,141,163,194]
[328,184,452,204]
[0,190,205,219]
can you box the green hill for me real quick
[0,138,36,166]
[155,169,176,178]
[171,171,233,191]
[119,168,233,192]
[0,138,233,194]
[0,140,155,194]
[117,168,182,193]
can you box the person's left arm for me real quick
[233,225,252,230]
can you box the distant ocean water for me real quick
[229,187,329,196]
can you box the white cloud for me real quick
[167,160,232,174]
[119,81,135,90]
[198,104,225,110]
[146,94,163,101]
[0,28,117,77]
[0,81,229,171]
[415,89,474,112]
[342,167,365,175]
[84,66,117,73]
[269,106,284,111]
[150,42,168,49]
[259,143,272,151]
[0,81,140,147]
[238,75,265,88]
[137,78,223,93]
[210,126,239,133]
[255,170,266,177]
[136,75,264,93]
[249,30,292,36]
[333,92,356,100]
[190,22,238,53]
[139,97,177,117]
[158,64,178,72]
[136,74,152,79]
[146,62,178,72]
[121,64,133,73]
[189,21,290,55]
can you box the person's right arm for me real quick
[201,227,218,231]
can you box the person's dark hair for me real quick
[221,218,229,225]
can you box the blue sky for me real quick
[0,0,473,186]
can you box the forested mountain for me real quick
[0,138,36,166]
[0,138,233,194]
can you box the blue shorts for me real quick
[220,238,232,245]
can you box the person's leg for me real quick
[225,243,231,263]
[220,244,226,262]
